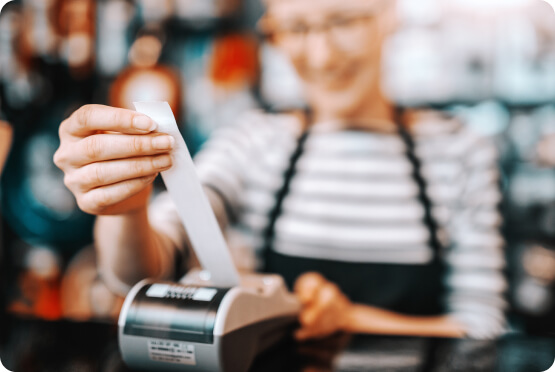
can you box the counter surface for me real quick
[1,317,554,371]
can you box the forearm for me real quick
[344,304,466,338]
[95,206,173,292]
[94,186,231,290]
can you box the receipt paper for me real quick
[134,101,240,287]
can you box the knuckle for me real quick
[53,149,65,168]
[123,181,136,195]
[322,283,336,295]
[148,156,162,172]
[92,189,112,210]
[299,313,312,327]
[119,180,140,200]
[63,172,79,189]
[320,292,335,306]
[319,291,333,305]
[133,159,148,175]
[302,312,320,327]
[75,197,87,213]
[320,284,339,304]
[304,272,324,283]
[63,173,74,190]
[296,272,324,291]
[325,282,339,294]
[75,105,94,129]
[58,118,69,137]
[84,136,103,160]
[130,136,147,154]
[83,164,106,187]
[112,108,133,130]
[76,195,99,215]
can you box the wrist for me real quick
[120,203,149,218]
[340,302,357,332]
[98,184,153,216]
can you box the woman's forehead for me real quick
[266,0,389,20]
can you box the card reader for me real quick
[118,102,301,371]
[118,271,300,371]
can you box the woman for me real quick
[54,0,506,339]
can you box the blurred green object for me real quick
[1,117,94,253]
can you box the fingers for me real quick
[64,155,173,192]
[294,274,350,342]
[295,326,334,341]
[54,105,169,215]
[58,133,175,167]
[299,282,338,327]
[296,314,337,341]
[294,272,326,305]
[295,328,320,341]
[61,105,158,137]
[77,175,157,215]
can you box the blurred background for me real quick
[1,0,555,338]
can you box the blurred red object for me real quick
[110,66,182,118]
[56,0,96,78]
[210,34,259,89]
[109,33,182,119]
[61,246,124,321]
[8,247,63,321]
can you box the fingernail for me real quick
[133,115,157,132]
[153,155,172,169]
[152,135,175,150]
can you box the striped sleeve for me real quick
[444,130,508,339]
[146,112,262,277]
[193,113,262,222]
[148,186,229,279]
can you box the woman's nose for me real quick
[304,30,337,71]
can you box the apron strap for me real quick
[394,107,443,259]
[262,127,310,272]
[263,108,443,272]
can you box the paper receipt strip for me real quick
[134,101,240,287]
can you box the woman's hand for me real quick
[293,272,353,341]
[294,272,467,340]
[54,105,175,215]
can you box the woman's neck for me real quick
[312,92,397,133]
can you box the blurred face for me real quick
[265,0,395,122]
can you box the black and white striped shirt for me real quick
[150,110,507,339]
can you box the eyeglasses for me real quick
[263,12,378,54]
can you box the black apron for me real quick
[262,116,447,316]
